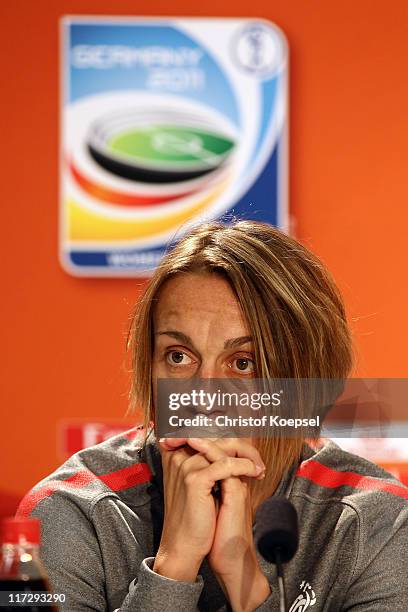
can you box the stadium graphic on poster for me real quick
[60,17,288,276]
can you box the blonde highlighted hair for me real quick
[127,220,354,500]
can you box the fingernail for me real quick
[158,438,166,443]
[255,465,265,475]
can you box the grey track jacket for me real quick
[17,429,408,611]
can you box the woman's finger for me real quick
[188,438,266,479]
[159,437,265,472]
[188,457,264,490]
[158,437,189,451]
[158,437,265,480]
[160,441,210,475]
[213,437,265,470]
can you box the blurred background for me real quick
[2,0,408,517]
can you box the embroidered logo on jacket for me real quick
[289,581,317,611]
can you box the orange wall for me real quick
[2,1,408,508]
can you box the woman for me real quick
[18,221,408,611]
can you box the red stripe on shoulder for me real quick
[16,463,152,518]
[99,463,152,491]
[296,459,408,500]
[121,427,143,440]
[16,471,98,518]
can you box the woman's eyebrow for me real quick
[223,335,253,349]
[154,332,252,351]
[155,330,196,350]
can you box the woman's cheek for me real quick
[151,356,166,380]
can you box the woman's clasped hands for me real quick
[153,437,272,612]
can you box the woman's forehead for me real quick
[156,273,238,309]
[153,273,249,332]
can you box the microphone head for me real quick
[255,496,299,564]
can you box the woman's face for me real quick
[152,272,255,381]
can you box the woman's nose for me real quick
[195,362,221,379]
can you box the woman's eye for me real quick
[231,357,255,374]
[166,350,193,366]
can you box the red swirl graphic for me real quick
[69,159,206,207]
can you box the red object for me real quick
[57,421,140,460]
[16,462,152,519]
[379,464,408,487]
[0,492,21,520]
[297,459,408,500]
[69,158,202,206]
[0,519,58,611]
[1,517,41,545]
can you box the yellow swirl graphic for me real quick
[67,180,228,241]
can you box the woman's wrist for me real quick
[153,549,203,582]
[245,570,271,611]
[216,560,271,611]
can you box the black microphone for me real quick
[254,497,299,612]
